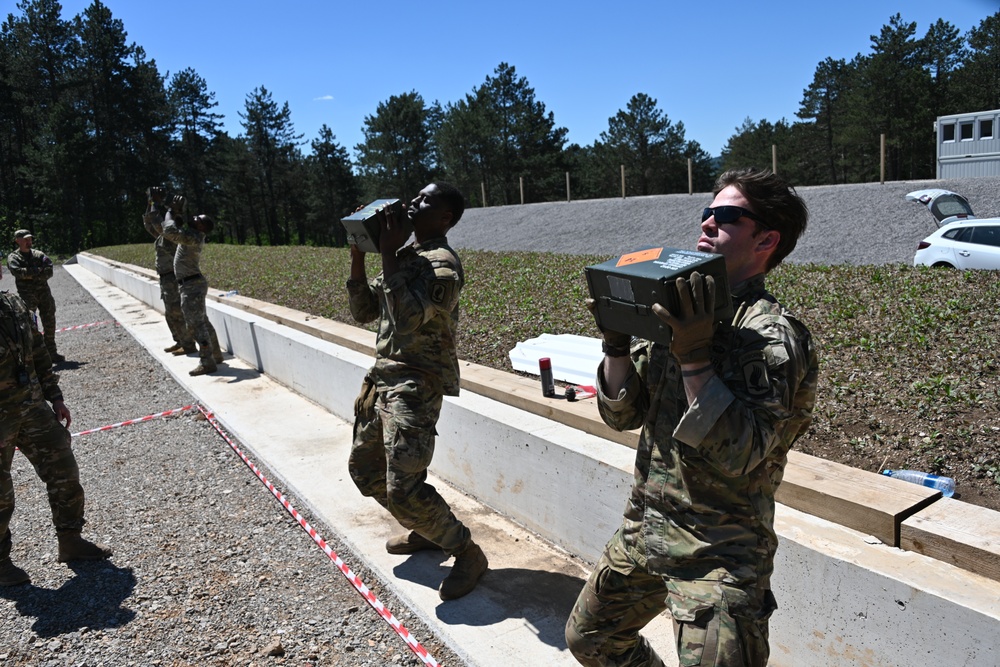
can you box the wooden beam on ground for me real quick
[901,498,1000,582]
[778,451,941,547]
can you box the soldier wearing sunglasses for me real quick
[568,168,820,667]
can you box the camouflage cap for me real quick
[14,229,32,240]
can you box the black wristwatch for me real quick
[602,341,631,357]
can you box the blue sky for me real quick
[45,0,1000,158]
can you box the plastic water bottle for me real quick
[882,469,955,497]
[223,290,239,297]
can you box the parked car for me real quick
[907,189,1000,269]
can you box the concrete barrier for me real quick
[76,252,1000,667]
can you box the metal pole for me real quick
[621,165,626,199]
[520,177,524,205]
[880,134,886,184]
[772,144,777,174]
[687,158,693,194]
[566,172,571,202]
[481,182,487,207]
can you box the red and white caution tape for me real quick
[71,404,197,438]
[196,405,441,667]
[56,320,116,333]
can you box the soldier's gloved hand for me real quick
[170,195,187,215]
[146,186,165,204]
[652,271,716,364]
[585,298,631,355]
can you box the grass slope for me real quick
[93,243,1000,512]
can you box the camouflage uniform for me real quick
[0,291,85,562]
[143,205,193,349]
[346,237,470,555]
[6,247,59,360]
[160,212,221,368]
[566,274,820,667]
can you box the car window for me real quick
[928,193,975,221]
[945,227,974,242]
[971,226,1000,248]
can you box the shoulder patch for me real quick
[739,350,770,398]
[429,277,459,307]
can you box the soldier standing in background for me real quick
[346,182,488,601]
[0,291,111,586]
[7,230,63,364]
[143,187,195,355]
[160,195,223,377]
[566,168,820,667]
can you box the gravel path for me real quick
[0,267,461,666]
[449,177,1000,264]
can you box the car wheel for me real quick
[931,262,955,268]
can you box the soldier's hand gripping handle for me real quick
[586,298,631,356]
[653,271,716,364]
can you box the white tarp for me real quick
[508,333,603,387]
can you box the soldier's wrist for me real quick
[602,340,631,357]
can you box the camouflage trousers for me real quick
[18,284,58,357]
[0,399,85,560]
[178,276,220,363]
[159,273,192,347]
[565,528,775,667]
[348,376,470,556]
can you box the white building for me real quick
[936,108,1000,178]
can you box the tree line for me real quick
[1,1,998,254]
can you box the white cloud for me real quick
[314,95,335,101]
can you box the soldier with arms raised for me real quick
[347,182,488,601]
[566,168,820,667]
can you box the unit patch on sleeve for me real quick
[740,350,771,398]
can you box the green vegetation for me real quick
[92,244,1000,510]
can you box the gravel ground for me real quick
[449,177,1000,264]
[0,267,461,666]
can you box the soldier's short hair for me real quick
[432,182,465,228]
[197,215,215,234]
[714,168,808,271]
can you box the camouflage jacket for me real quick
[346,236,463,396]
[0,291,62,410]
[143,208,179,276]
[597,274,819,587]
[161,212,205,280]
[7,249,54,291]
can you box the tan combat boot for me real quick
[164,343,185,353]
[57,532,112,562]
[385,531,440,555]
[189,360,218,376]
[0,558,30,586]
[438,541,488,601]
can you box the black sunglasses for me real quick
[702,206,769,229]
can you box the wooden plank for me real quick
[459,361,640,448]
[777,451,941,547]
[901,498,1000,582]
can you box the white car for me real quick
[907,189,1000,270]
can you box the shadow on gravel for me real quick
[53,360,86,371]
[394,555,585,651]
[0,561,136,636]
